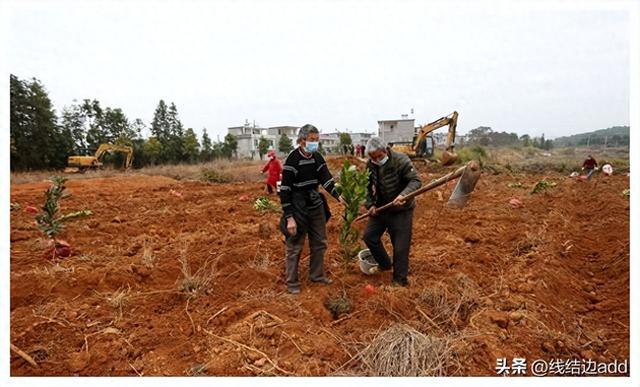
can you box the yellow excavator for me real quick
[65,143,134,173]
[390,111,459,166]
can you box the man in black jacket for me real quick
[279,124,340,294]
[582,155,598,180]
[363,137,422,286]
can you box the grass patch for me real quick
[360,323,458,376]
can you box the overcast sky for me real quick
[6,0,632,140]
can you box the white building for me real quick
[351,132,374,147]
[227,122,298,159]
[267,126,299,156]
[228,123,377,158]
[377,117,416,144]
[320,133,340,154]
[319,131,374,154]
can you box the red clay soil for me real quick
[9,161,630,376]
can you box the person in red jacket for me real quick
[261,150,282,194]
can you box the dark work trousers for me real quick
[285,205,328,291]
[363,208,414,285]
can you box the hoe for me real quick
[355,160,481,222]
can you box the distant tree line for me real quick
[466,126,553,150]
[552,126,630,148]
[466,125,630,151]
[10,74,239,171]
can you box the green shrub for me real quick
[456,146,488,166]
[200,168,231,183]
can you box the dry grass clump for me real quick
[360,323,457,376]
[107,286,131,321]
[178,255,215,297]
[141,241,157,268]
[513,229,546,256]
[186,363,208,376]
[248,249,271,271]
[417,274,480,331]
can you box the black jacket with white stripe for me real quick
[279,148,339,219]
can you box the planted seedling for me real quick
[531,180,557,194]
[254,196,279,213]
[325,294,351,320]
[335,160,370,262]
[35,176,92,259]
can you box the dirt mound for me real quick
[9,165,629,375]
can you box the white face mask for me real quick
[373,155,389,166]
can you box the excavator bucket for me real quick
[440,151,458,166]
[447,160,481,208]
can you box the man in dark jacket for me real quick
[582,155,598,180]
[279,124,340,294]
[363,137,422,286]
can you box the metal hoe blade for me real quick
[447,160,481,208]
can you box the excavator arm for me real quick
[414,111,458,165]
[94,143,134,169]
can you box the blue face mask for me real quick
[305,141,319,153]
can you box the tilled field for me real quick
[9,160,630,376]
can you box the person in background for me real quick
[261,150,282,194]
[362,137,422,287]
[582,155,598,180]
[279,124,341,294]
